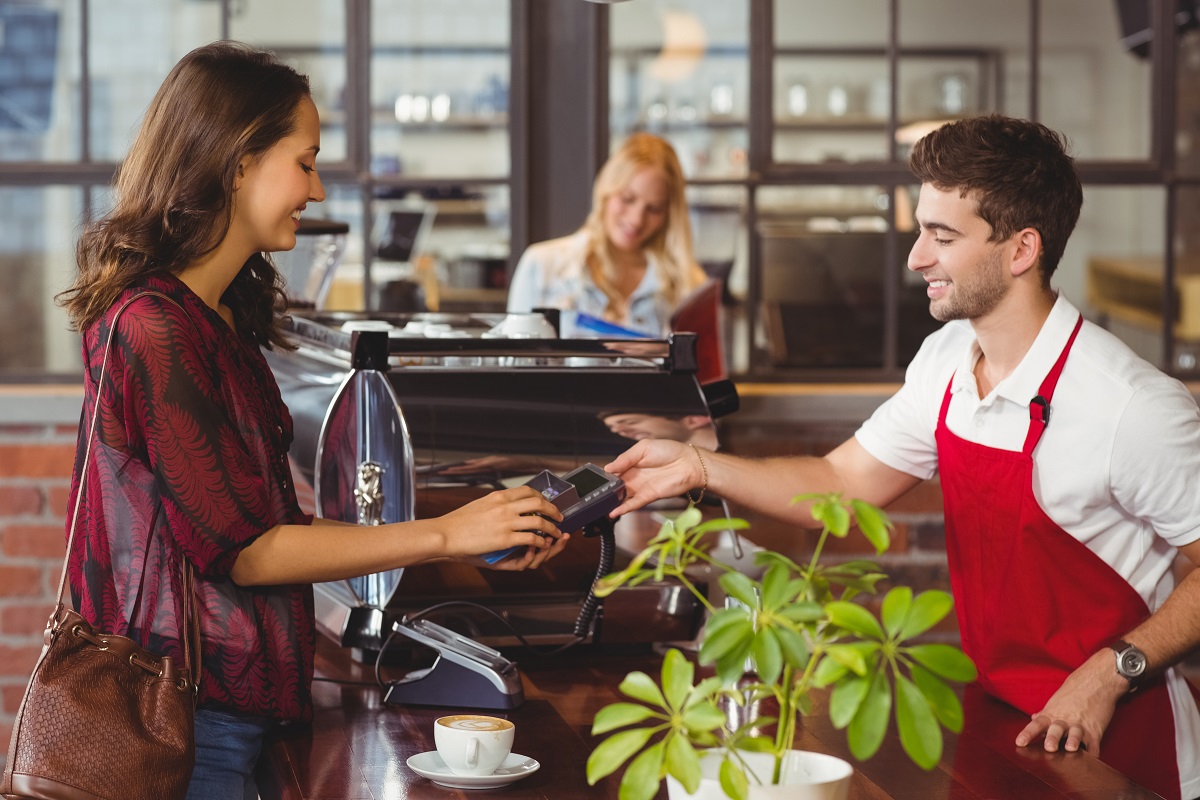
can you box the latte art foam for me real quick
[438,715,513,732]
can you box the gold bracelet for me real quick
[686,444,708,507]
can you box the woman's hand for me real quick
[469,531,571,572]
[437,486,564,561]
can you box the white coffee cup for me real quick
[434,714,515,776]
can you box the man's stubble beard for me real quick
[929,246,1008,323]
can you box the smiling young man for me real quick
[605,115,1200,800]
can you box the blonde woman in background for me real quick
[507,132,708,336]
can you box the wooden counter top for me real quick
[256,636,1162,800]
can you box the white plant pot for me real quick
[666,750,853,800]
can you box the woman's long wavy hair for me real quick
[579,133,705,322]
[59,41,311,349]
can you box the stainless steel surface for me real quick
[313,363,413,613]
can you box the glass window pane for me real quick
[1040,0,1151,161]
[0,0,81,162]
[774,0,888,164]
[232,0,349,163]
[405,184,509,312]
[370,0,510,179]
[320,184,510,313]
[88,0,221,162]
[1077,186,1166,367]
[611,0,749,179]
[282,183,363,310]
[755,185,938,370]
[0,187,82,377]
[897,0,1030,142]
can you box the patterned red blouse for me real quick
[66,273,315,721]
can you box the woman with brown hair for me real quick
[58,41,565,799]
[507,132,707,336]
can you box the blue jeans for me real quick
[185,707,274,800]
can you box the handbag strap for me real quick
[55,289,201,689]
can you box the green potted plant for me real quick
[585,493,977,800]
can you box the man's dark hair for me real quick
[908,114,1083,285]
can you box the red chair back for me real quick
[670,279,727,385]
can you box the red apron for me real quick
[936,315,1191,800]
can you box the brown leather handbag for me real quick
[2,292,200,800]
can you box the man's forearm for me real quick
[703,451,845,527]
[1124,565,1200,676]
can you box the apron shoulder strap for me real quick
[1022,314,1084,455]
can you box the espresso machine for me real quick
[265,310,740,665]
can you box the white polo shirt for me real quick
[856,292,1200,798]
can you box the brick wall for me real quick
[0,422,76,763]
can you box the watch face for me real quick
[1118,648,1147,678]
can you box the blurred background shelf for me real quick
[1088,256,1200,340]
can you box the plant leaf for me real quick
[825,601,886,640]
[719,758,750,800]
[850,499,892,554]
[595,571,633,598]
[760,563,791,610]
[662,648,695,711]
[906,644,978,683]
[685,676,726,709]
[592,703,662,735]
[880,586,913,639]
[895,673,943,769]
[618,739,666,800]
[690,517,752,536]
[587,727,657,784]
[811,497,852,537]
[827,641,881,677]
[910,665,964,733]
[704,607,750,637]
[829,575,888,596]
[751,628,783,684]
[773,624,811,670]
[755,550,807,574]
[681,702,727,734]
[717,639,753,686]
[665,732,701,794]
[779,601,824,624]
[679,505,705,530]
[812,654,849,687]
[829,672,871,730]
[899,590,955,641]
[619,671,668,709]
[596,546,660,596]
[699,616,754,665]
[847,669,891,761]
[719,572,760,608]
[736,735,776,753]
[822,559,883,576]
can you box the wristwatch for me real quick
[1109,639,1148,689]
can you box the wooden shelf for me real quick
[1087,256,1200,339]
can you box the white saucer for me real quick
[406,751,540,789]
